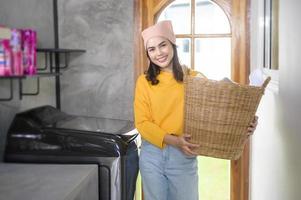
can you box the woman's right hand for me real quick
[163,134,200,156]
[176,134,200,156]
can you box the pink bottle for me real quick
[10,29,23,76]
[0,40,13,76]
[22,29,37,75]
[0,41,6,76]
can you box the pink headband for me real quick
[141,20,176,49]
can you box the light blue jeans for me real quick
[139,140,199,200]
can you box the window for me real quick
[263,0,279,70]
[157,0,231,80]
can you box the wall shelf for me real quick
[37,48,86,53]
[30,72,62,77]
[0,48,85,102]
[0,76,26,79]
[37,48,86,71]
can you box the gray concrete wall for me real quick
[0,0,54,48]
[58,0,134,120]
[0,0,134,160]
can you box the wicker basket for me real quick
[183,76,271,160]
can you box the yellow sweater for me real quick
[134,70,201,148]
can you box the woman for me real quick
[134,20,257,200]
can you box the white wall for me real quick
[250,0,301,199]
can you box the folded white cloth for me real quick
[249,68,265,86]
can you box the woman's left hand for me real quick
[247,116,258,137]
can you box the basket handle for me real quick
[261,76,271,89]
[181,65,189,83]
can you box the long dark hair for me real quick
[145,44,185,85]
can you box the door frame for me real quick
[134,0,251,199]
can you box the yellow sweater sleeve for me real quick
[134,75,167,148]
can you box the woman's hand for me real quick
[176,134,200,156]
[163,134,199,156]
[247,116,258,137]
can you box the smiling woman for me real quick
[135,0,252,200]
[134,21,200,200]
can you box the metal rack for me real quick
[0,48,86,104]
[37,48,86,71]
[0,76,25,101]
